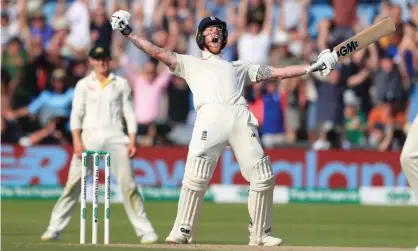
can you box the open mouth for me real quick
[211,38,221,47]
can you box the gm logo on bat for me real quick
[337,40,359,57]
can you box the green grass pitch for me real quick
[2,201,417,251]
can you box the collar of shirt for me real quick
[201,50,224,60]
[89,71,116,89]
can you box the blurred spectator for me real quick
[374,53,406,104]
[90,1,113,49]
[48,16,71,58]
[270,30,305,143]
[343,90,367,147]
[246,0,266,26]
[312,121,343,151]
[49,0,67,25]
[183,14,202,58]
[1,69,12,116]
[206,0,228,21]
[66,59,89,87]
[12,43,70,110]
[118,2,150,68]
[121,56,172,146]
[167,76,191,124]
[313,67,346,128]
[2,37,27,83]
[237,0,272,65]
[249,84,264,126]
[278,0,305,32]
[28,9,54,49]
[65,0,91,59]
[367,123,386,150]
[1,11,13,46]
[304,76,318,142]
[165,75,193,145]
[368,96,406,132]
[367,96,406,151]
[317,0,357,50]
[1,0,18,20]
[7,68,74,128]
[205,0,242,61]
[259,80,285,148]
[345,45,378,116]
[1,67,22,143]
[18,116,72,147]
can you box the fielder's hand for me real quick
[110,10,132,36]
[73,140,85,158]
[127,142,137,158]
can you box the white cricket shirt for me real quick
[170,50,260,111]
[70,72,137,134]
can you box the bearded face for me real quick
[203,25,223,54]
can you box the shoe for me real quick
[40,230,60,241]
[261,236,283,246]
[141,232,158,244]
[165,235,189,244]
[249,236,283,246]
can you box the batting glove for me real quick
[316,49,338,76]
[110,10,132,36]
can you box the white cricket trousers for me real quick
[188,104,265,178]
[44,129,155,237]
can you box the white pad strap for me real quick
[248,156,275,245]
[170,157,214,242]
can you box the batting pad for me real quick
[170,157,214,242]
[248,156,275,245]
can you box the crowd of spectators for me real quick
[1,0,417,152]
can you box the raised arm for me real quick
[254,46,340,82]
[125,32,178,71]
[110,10,178,71]
[261,0,273,35]
[255,64,312,82]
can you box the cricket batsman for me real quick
[400,115,418,200]
[40,45,158,244]
[110,11,338,246]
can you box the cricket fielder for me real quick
[40,45,158,244]
[400,115,418,200]
[110,11,338,246]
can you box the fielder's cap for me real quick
[89,45,111,59]
[197,16,226,32]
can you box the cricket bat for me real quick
[306,17,396,73]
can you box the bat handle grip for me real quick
[120,22,132,36]
[305,61,326,74]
